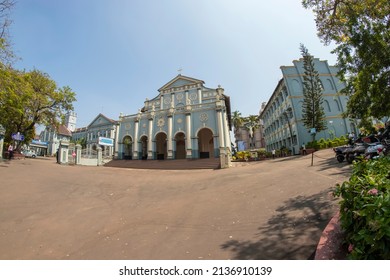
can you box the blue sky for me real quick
[10,0,336,128]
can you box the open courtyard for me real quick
[0,149,351,260]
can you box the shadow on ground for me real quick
[221,189,339,259]
[313,153,352,176]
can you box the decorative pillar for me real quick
[114,123,120,159]
[217,109,225,149]
[58,140,69,165]
[148,116,154,159]
[222,110,232,167]
[185,112,192,158]
[222,110,231,151]
[217,109,227,168]
[75,144,82,165]
[167,113,173,159]
[198,88,202,104]
[193,137,199,159]
[171,93,175,108]
[97,146,102,166]
[133,119,139,159]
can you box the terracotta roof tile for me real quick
[58,124,72,137]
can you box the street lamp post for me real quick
[0,125,5,159]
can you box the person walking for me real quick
[8,144,13,160]
[272,149,276,159]
[302,143,307,155]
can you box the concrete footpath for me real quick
[0,149,351,260]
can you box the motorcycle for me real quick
[333,145,353,163]
[346,143,367,164]
[345,135,381,164]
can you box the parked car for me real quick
[22,150,37,158]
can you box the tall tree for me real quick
[0,68,76,149]
[0,0,15,64]
[302,0,390,125]
[232,110,244,149]
[300,44,327,165]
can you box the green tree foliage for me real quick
[232,110,244,148]
[302,0,390,123]
[0,0,16,64]
[300,44,327,134]
[71,137,86,149]
[0,66,76,148]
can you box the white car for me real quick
[22,150,37,158]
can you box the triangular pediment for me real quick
[88,113,116,128]
[158,75,204,92]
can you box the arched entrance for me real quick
[140,135,148,160]
[155,132,167,160]
[122,135,132,159]
[175,132,186,159]
[198,128,214,158]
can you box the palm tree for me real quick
[244,115,260,149]
[232,110,244,149]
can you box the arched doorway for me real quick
[155,132,167,160]
[198,128,214,158]
[175,132,186,159]
[140,135,148,160]
[122,136,132,159]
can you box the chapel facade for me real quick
[116,75,232,167]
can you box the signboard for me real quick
[98,137,114,147]
[12,132,24,141]
[31,140,48,147]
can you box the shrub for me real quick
[334,157,390,259]
[257,148,267,157]
[235,151,250,161]
[307,140,320,150]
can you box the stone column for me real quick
[217,109,227,168]
[217,109,225,149]
[223,110,231,151]
[59,140,69,164]
[133,119,139,159]
[97,146,102,166]
[148,117,154,159]
[75,144,82,165]
[185,112,192,158]
[198,88,202,104]
[193,137,199,159]
[0,139,3,159]
[114,124,120,159]
[222,110,232,167]
[167,114,173,159]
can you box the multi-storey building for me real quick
[117,75,232,166]
[39,124,72,155]
[71,113,118,157]
[260,57,356,154]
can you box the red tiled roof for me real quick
[58,124,72,137]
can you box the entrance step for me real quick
[104,158,221,170]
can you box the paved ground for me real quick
[0,149,351,260]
